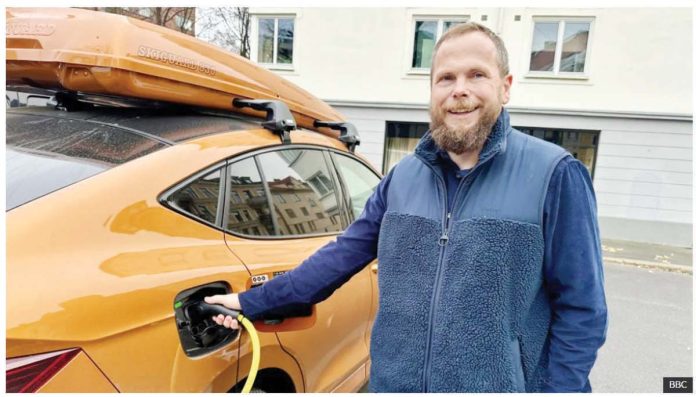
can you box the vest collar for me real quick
[415,107,511,169]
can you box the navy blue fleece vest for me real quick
[369,122,569,392]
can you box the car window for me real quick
[225,157,274,236]
[167,168,223,226]
[332,153,381,220]
[256,149,343,236]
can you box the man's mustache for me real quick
[444,101,478,112]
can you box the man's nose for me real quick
[451,77,471,98]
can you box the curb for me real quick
[603,256,692,275]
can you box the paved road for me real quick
[360,263,693,393]
[590,263,692,392]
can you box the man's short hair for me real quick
[431,21,510,77]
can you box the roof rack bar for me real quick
[314,121,361,152]
[232,98,296,145]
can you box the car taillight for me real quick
[6,348,81,393]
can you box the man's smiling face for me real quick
[429,31,512,154]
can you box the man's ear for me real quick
[501,74,513,104]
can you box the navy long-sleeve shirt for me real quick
[240,149,608,393]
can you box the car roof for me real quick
[7,105,262,144]
[6,105,264,210]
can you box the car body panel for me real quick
[6,126,369,391]
[226,233,373,392]
[36,351,118,392]
[7,7,380,391]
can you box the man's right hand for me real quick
[204,294,242,330]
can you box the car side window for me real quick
[168,168,223,226]
[332,153,381,221]
[256,149,343,236]
[226,157,274,236]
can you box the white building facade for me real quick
[243,7,692,246]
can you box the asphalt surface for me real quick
[590,262,692,392]
[360,262,693,393]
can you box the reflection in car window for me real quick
[226,157,274,236]
[257,149,342,236]
[6,112,165,210]
[169,169,221,225]
[333,153,381,220]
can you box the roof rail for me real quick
[233,98,297,144]
[314,121,361,152]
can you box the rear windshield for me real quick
[6,112,166,210]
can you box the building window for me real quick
[168,168,222,226]
[257,149,342,236]
[411,17,468,69]
[384,122,599,178]
[516,127,600,177]
[138,8,153,18]
[175,15,193,31]
[225,157,274,237]
[529,19,591,75]
[258,17,294,66]
[308,172,333,196]
[383,121,430,174]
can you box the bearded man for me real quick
[205,22,608,393]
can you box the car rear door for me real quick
[221,146,373,392]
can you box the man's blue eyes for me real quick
[438,73,485,82]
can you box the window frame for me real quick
[255,15,296,71]
[525,16,595,80]
[407,15,470,75]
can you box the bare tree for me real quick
[152,7,192,30]
[196,7,250,58]
[90,8,195,33]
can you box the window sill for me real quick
[523,73,590,81]
[259,63,296,73]
[403,69,430,80]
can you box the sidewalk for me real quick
[602,238,692,274]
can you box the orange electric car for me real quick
[6,8,381,392]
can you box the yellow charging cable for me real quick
[237,314,260,394]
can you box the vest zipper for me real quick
[438,213,451,246]
[415,147,501,392]
[422,177,467,392]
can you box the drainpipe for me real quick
[497,7,504,35]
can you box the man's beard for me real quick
[429,101,500,155]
